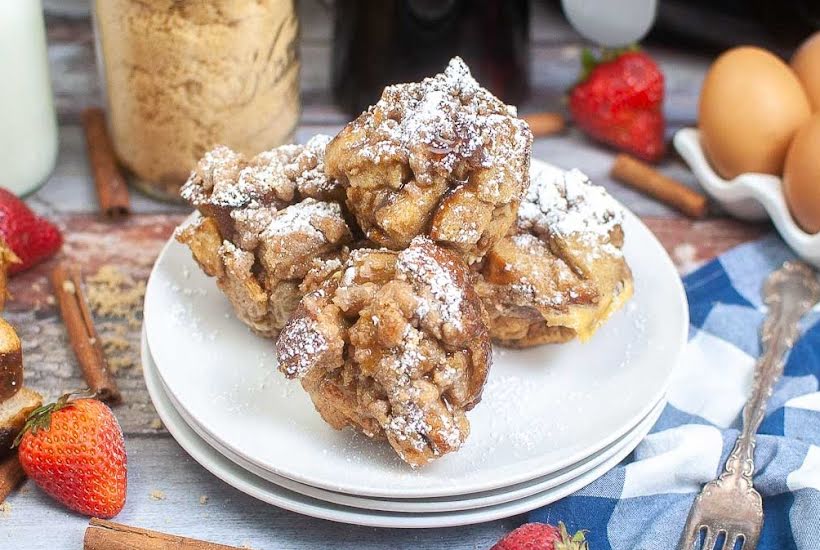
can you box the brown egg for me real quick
[792,32,820,112]
[699,46,811,179]
[783,115,820,233]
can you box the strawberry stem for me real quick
[577,44,641,83]
[580,48,598,81]
[555,522,589,550]
[12,389,96,447]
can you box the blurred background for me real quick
[38,0,820,134]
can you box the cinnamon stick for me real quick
[82,107,131,219]
[50,265,121,404]
[0,453,25,504]
[84,518,243,550]
[611,154,708,219]
[522,112,566,137]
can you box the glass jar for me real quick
[0,0,59,196]
[93,0,300,201]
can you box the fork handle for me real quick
[722,262,819,486]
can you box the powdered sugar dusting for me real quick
[510,232,538,247]
[353,57,531,188]
[390,326,426,382]
[481,372,557,456]
[518,168,623,257]
[180,135,340,208]
[511,278,565,308]
[262,199,343,241]
[387,402,431,455]
[277,315,327,378]
[316,257,343,274]
[182,146,242,199]
[437,413,464,449]
[173,211,205,240]
[397,238,464,330]
[292,134,337,196]
[217,240,253,271]
[382,325,466,460]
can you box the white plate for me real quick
[143,333,665,528]
[674,128,820,269]
[148,329,665,513]
[144,158,688,498]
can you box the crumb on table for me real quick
[84,266,146,375]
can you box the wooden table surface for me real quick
[4,2,769,549]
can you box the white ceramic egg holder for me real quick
[674,128,820,268]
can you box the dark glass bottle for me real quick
[332,0,530,115]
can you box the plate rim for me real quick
[146,327,666,513]
[145,158,689,498]
[142,330,663,528]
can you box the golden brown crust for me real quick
[276,237,491,467]
[0,387,42,457]
[0,319,22,402]
[325,58,532,264]
[476,168,633,347]
[176,138,354,337]
[176,205,352,338]
[490,319,576,348]
[0,239,19,312]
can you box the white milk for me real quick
[0,0,58,196]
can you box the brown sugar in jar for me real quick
[93,0,300,201]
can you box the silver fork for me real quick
[678,261,820,550]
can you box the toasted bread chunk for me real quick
[0,318,22,402]
[476,168,633,346]
[0,239,19,311]
[277,237,491,467]
[325,57,532,263]
[0,387,42,457]
[177,137,354,338]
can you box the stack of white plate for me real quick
[142,159,688,528]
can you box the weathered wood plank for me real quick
[8,215,182,435]
[1,435,521,549]
[644,217,769,273]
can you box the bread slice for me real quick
[0,387,42,457]
[0,318,22,401]
[0,239,20,312]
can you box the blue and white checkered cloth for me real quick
[529,235,820,550]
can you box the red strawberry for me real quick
[492,522,588,550]
[15,393,127,518]
[0,188,62,274]
[569,48,666,162]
